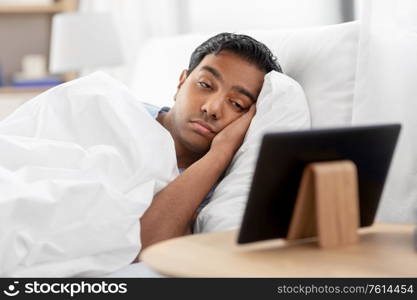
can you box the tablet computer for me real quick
[237,123,401,244]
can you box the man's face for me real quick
[169,50,265,155]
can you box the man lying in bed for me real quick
[139,33,282,251]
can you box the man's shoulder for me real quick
[141,102,171,119]
[142,102,160,119]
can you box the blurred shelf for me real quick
[0,86,55,94]
[0,0,77,14]
[0,4,62,13]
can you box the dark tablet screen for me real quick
[237,124,401,244]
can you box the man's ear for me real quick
[174,69,188,102]
[177,69,188,90]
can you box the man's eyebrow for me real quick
[201,65,256,102]
[232,86,256,103]
[201,66,223,82]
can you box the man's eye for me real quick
[198,81,211,89]
[229,99,245,111]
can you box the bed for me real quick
[109,21,360,277]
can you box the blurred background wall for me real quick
[78,0,357,83]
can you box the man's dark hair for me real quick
[188,32,282,75]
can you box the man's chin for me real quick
[188,142,211,155]
[183,135,211,155]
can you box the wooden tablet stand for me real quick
[287,160,360,248]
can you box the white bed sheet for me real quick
[0,72,178,277]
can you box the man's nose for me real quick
[201,96,224,120]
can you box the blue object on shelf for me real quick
[11,76,63,87]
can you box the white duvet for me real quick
[0,72,178,277]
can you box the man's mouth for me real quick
[190,120,216,136]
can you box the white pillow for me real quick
[193,71,311,233]
[130,21,358,128]
[248,22,358,127]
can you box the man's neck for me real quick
[156,111,203,169]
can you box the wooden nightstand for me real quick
[140,223,417,277]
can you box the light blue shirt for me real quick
[142,102,214,212]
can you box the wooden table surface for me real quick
[140,223,417,277]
